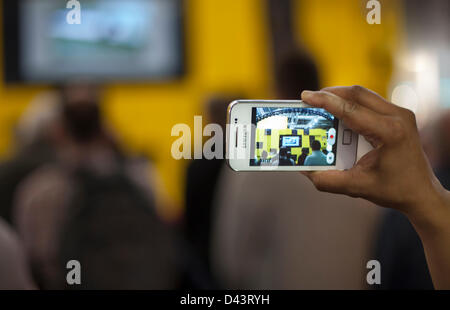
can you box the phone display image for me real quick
[250,107,338,167]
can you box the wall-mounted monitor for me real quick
[3,0,185,83]
[280,135,301,148]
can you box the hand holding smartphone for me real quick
[226,100,359,171]
[227,86,450,289]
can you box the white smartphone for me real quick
[226,100,359,171]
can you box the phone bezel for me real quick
[226,100,358,171]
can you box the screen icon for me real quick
[326,152,335,164]
[327,144,332,152]
[328,128,336,146]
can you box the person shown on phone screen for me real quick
[278,148,295,166]
[257,150,271,166]
[300,86,450,290]
[304,140,327,166]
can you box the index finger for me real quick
[322,85,398,115]
[301,90,390,142]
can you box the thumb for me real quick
[301,170,363,198]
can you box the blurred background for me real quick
[0,0,449,290]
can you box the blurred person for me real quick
[183,95,238,288]
[304,140,327,166]
[269,149,279,166]
[212,170,380,289]
[431,111,450,189]
[374,210,433,289]
[300,86,450,289]
[373,110,450,289]
[256,150,270,166]
[13,83,178,289]
[0,218,35,290]
[274,49,320,99]
[211,51,382,289]
[0,91,61,224]
[278,148,295,166]
[297,148,310,166]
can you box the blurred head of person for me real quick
[15,91,62,152]
[59,82,103,144]
[261,150,268,160]
[279,147,289,159]
[57,82,123,176]
[274,49,320,99]
[311,140,321,152]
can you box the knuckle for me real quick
[349,85,364,99]
[312,91,324,99]
[386,117,407,141]
[314,91,329,103]
[400,107,417,124]
[343,99,358,114]
[346,171,363,197]
[310,174,326,192]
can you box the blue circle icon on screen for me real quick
[326,152,334,164]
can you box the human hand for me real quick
[301,86,448,223]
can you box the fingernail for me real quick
[301,90,314,100]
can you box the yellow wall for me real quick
[0,0,402,219]
[295,0,403,96]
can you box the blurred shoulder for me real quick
[0,218,35,289]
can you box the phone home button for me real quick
[343,129,352,145]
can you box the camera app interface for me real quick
[250,107,338,166]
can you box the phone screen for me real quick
[250,107,339,167]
